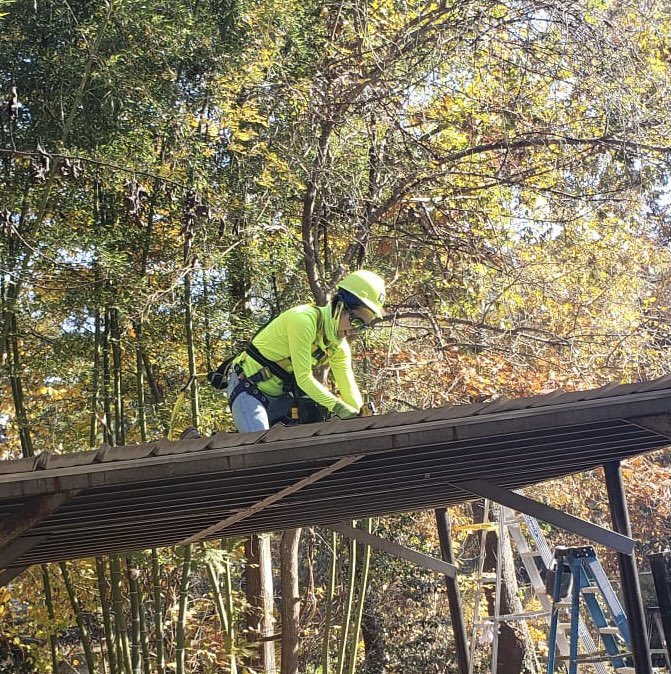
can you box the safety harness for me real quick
[208,306,331,422]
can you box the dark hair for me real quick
[335,288,364,310]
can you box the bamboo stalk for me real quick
[176,545,193,674]
[183,243,200,428]
[206,553,241,672]
[41,565,61,674]
[102,308,115,446]
[110,306,125,445]
[142,350,163,408]
[202,270,213,373]
[347,519,372,674]
[95,557,119,674]
[150,549,166,674]
[137,579,152,674]
[281,528,302,674]
[6,311,33,457]
[110,556,132,674]
[90,307,102,447]
[60,561,97,673]
[205,559,229,633]
[90,183,103,447]
[134,320,148,442]
[322,529,337,674]
[125,557,141,674]
[223,551,238,674]
[336,526,357,674]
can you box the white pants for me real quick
[226,369,293,432]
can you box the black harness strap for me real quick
[244,342,296,385]
[228,364,271,409]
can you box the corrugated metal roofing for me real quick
[1,376,671,570]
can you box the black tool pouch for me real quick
[294,390,330,424]
[208,355,235,390]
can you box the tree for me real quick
[3,0,671,671]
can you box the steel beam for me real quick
[0,565,28,587]
[648,553,671,663]
[179,455,362,544]
[435,508,470,674]
[629,415,671,439]
[603,461,652,674]
[456,479,634,554]
[0,491,76,568]
[328,522,457,577]
[0,492,77,560]
[0,536,45,568]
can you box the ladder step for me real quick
[581,586,599,593]
[598,627,620,635]
[474,610,550,625]
[520,550,543,558]
[454,522,498,533]
[615,668,635,674]
[477,573,497,585]
[558,652,629,664]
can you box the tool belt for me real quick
[214,343,330,424]
[290,393,330,424]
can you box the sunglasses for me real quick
[348,310,371,330]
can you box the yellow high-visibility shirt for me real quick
[233,304,363,412]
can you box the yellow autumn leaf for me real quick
[234,128,258,142]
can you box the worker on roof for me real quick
[212,270,385,433]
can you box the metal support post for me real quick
[603,461,653,674]
[435,508,470,674]
[648,552,671,663]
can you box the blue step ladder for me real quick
[547,545,632,674]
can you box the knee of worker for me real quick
[231,392,270,433]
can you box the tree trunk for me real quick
[245,534,276,673]
[474,500,538,674]
[361,603,385,674]
[281,528,302,674]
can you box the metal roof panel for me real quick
[1,378,671,568]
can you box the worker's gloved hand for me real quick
[332,400,358,419]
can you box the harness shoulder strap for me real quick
[245,342,294,383]
[248,305,329,377]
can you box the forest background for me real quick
[1,0,671,672]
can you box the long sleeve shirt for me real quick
[232,304,363,412]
